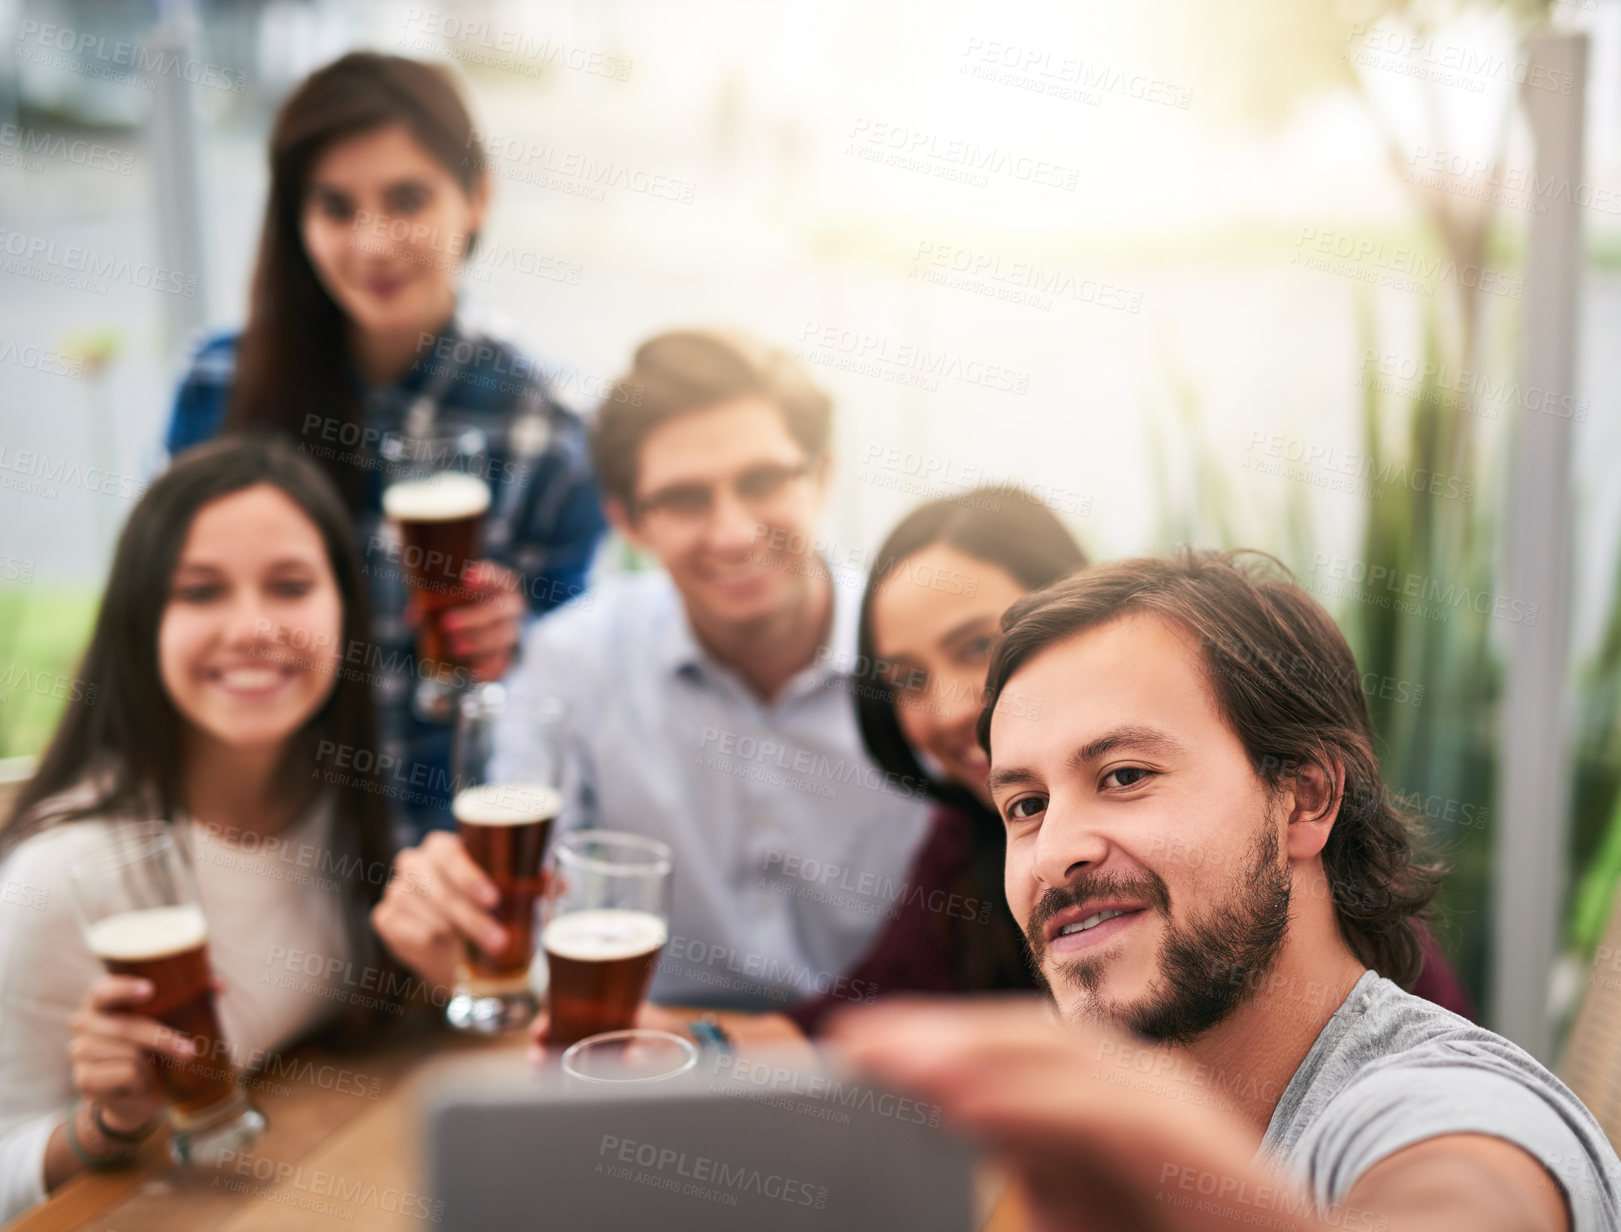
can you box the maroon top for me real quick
[788,805,1476,1035]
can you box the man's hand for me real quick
[828,998,1311,1232]
[371,831,505,993]
[440,561,525,680]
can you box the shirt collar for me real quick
[653,563,863,693]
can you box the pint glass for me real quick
[66,821,266,1164]
[380,427,491,722]
[560,1029,698,1086]
[542,831,673,1048]
[446,685,568,1032]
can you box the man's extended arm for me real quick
[829,1000,1570,1232]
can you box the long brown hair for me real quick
[2,437,395,992]
[978,548,1445,987]
[228,52,486,508]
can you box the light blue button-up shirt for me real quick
[496,569,933,1011]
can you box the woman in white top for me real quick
[0,436,397,1222]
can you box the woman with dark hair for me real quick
[788,486,1474,1033]
[786,486,1087,1032]
[165,51,608,841]
[0,437,399,1221]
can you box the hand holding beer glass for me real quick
[381,427,492,722]
[541,831,673,1048]
[66,822,266,1165]
[445,686,567,1033]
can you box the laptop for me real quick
[424,1045,979,1231]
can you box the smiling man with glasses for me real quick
[371,329,932,1022]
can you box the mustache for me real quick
[1026,870,1170,958]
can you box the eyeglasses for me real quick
[633,460,814,523]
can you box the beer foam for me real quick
[86,904,208,962]
[381,472,491,522]
[453,783,562,827]
[543,909,667,962]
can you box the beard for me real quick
[1024,815,1292,1046]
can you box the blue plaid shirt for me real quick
[166,309,609,843]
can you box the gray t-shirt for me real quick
[1259,970,1621,1231]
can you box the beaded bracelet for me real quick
[62,1103,134,1171]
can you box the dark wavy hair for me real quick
[855,486,1088,991]
[227,52,485,508]
[2,437,396,1023]
[977,548,1445,987]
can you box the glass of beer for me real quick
[380,427,491,723]
[542,831,673,1048]
[65,821,266,1164]
[446,685,568,1033]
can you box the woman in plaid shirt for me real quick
[165,53,607,843]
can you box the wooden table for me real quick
[6,1009,1027,1232]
